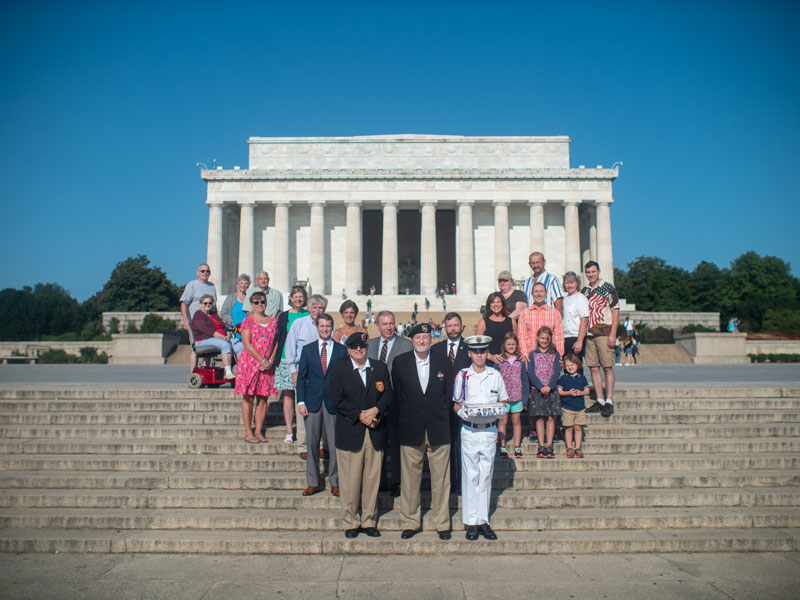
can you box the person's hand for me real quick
[359,407,379,426]
[572,389,579,397]
[520,354,530,364]
[183,321,190,332]
[291,372,298,386]
[541,386,551,395]
[491,354,502,365]
[607,336,616,349]
[298,405,308,417]
[573,341,583,354]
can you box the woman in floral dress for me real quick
[235,291,278,443]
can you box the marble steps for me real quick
[1,453,799,474]
[2,528,798,555]
[3,487,799,510]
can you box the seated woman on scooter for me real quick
[191,294,243,379]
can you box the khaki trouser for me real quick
[400,431,451,531]
[337,433,384,529]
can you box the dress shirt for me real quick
[284,315,320,374]
[379,336,395,360]
[351,358,371,386]
[318,338,333,371]
[452,365,509,423]
[447,337,462,361]
[415,352,430,391]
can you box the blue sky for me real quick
[2,1,798,300]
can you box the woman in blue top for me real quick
[220,274,251,339]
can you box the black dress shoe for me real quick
[437,530,451,540]
[479,524,497,540]
[360,527,381,537]
[401,528,421,539]
[585,402,603,414]
[601,403,615,417]
[465,525,479,541]
[390,483,401,498]
[344,528,359,538]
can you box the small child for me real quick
[497,332,524,459]
[557,353,590,458]
[522,326,561,459]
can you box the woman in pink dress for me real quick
[235,291,278,443]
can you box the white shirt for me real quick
[318,338,333,370]
[351,358,371,386]
[446,337,462,361]
[415,352,430,391]
[452,365,509,424]
[562,293,590,338]
[379,336,396,360]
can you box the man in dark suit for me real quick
[392,323,452,540]
[296,313,347,497]
[430,312,471,489]
[367,310,412,497]
[330,332,394,539]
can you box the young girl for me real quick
[557,354,591,458]
[522,326,561,458]
[497,332,524,459]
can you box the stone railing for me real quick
[624,311,719,331]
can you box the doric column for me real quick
[494,201,510,276]
[529,199,545,253]
[564,201,581,274]
[381,201,398,295]
[457,200,475,295]
[587,205,598,262]
[345,201,362,295]
[206,202,224,290]
[237,201,255,280]
[273,202,290,293]
[420,201,438,295]
[309,200,325,294]
[596,200,614,284]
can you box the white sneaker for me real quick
[223,372,235,380]
[284,433,294,444]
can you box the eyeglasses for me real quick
[199,269,210,273]
[350,343,368,350]
[201,302,213,306]
[251,300,265,305]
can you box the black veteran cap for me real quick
[464,335,492,352]
[345,332,369,349]
[407,323,430,338]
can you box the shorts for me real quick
[505,400,524,414]
[274,362,295,391]
[584,336,615,368]
[561,408,586,426]
[564,337,586,361]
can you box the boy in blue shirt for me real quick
[557,354,591,458]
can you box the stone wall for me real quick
[102,312,183,333]
[675,333,749,365]
[623,311,719,331]
[0,341,113,361]
[746,340,800,355]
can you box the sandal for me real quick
[575,448,584,458]
[245,436,259,444]
[257,435,268,443]
[566,448,575,458]
[283,433,294,444]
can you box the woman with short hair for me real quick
[191,294,242,379]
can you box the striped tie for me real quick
[320,342,327,375]
[448,342,455,366]
[380,340,388,363]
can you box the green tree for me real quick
[0,284,83,341]
[90,255,181,313]
[616,257,690,312]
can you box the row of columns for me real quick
[207,199,614,295]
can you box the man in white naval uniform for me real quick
[452,335,509,541]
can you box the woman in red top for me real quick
[191,294,242,379]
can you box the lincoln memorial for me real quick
[202,135,618,302]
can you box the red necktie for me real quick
[380,340,388,363]
[320,342,327,375]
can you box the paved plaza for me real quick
[0,363,798,390]
[1,552,799,599]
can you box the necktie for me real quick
[320,342,327,375]
[448,342,455,365]
[380,340,388,363]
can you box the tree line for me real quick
[0,251,798,341]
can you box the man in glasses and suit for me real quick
[330,332,394,539]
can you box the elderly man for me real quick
[367,310,412,497]
[391,323,452,540]
[330,332,394,538]
[581,261,620,418]
[297,313,347,497]
[285,294,330,459]
[180,263,218,371]
[243,271,283,318]
[431,312,471,490]
[523,252,563,315]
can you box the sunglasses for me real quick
[251,300,265,305]
[350,343,368,350]
[199,269,210,273]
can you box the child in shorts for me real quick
[557,353,590,458]
[497,332,524,459]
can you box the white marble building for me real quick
[202,135,618,301]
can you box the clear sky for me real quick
[2,1,798,300]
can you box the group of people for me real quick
[177,249,620,540]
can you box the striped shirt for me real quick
[524,270,563,308]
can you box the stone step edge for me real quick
[1,527,798,554]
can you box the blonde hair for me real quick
[500,331,521,359]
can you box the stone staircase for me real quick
[637,344,693,365]
[0,387,798,554]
